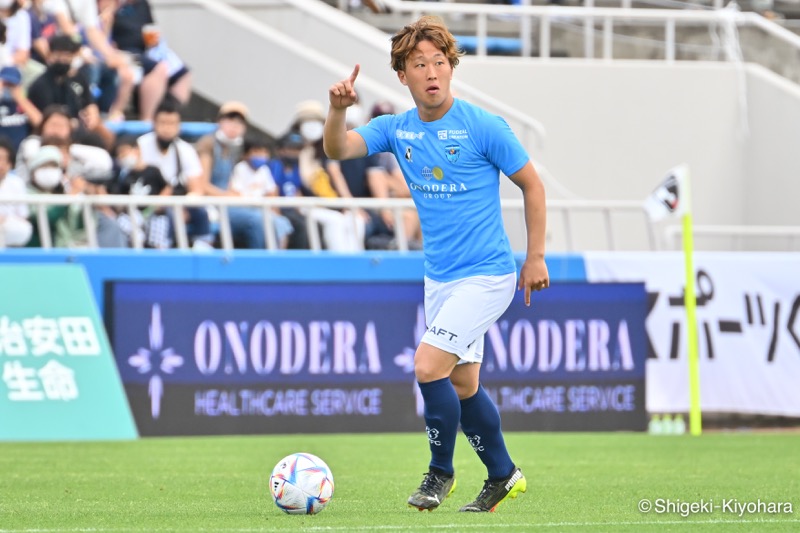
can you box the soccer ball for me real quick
[269,452,334,515]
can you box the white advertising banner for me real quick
[584,252,800,417]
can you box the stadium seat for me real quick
[105,120,218,142]
[455,35,522,56]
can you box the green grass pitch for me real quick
[0,432,797,532]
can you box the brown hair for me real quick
[389,15,463,72]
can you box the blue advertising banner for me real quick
[106,281,647,434]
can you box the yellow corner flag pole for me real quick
[681,172,702,436]
[644,164,702,435]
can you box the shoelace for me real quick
[420,472,446,494]
[475,479,501,502]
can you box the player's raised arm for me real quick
[324,65,368,161]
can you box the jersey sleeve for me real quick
[482,114,530,178]
[353,114,393,157]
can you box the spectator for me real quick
[268,131,309,249]
[24,143,65,247]
[0,65,39,151]
[16,103,109,182]
[0,134,31,246]
[196,100,268,249]
[279,99,363,252]
[30,133,125,248]
[228,135,293,249]
[107,0,191,121]
[54,134,126,247]
[26,35,115,149]
[137,96,212,249]
[197,100,246,192]
[108,134,169,247]
[27,0,59,67]
[43,0,135,122]
[0,1,38,83]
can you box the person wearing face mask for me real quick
[24,144,68,247]
[137,95,212,249]
[27,135,126,248]
[108,135,169,247]
[197,101,246,196]
[272,100,363,252]
[227,135,293,249]
[112,135,168,197]
[26,34,114,149]
[0,135,32,247]
[267,131,310,250]
[195,100,269,249]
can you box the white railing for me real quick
[664,224,800,250]
[6,194,798,252]
[372,0,800,63]
[1,194,656,253]
[340,0,728,10]
[547,198,657,250]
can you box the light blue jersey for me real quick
[355,98,529,282]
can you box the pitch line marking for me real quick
[2,519,800,533]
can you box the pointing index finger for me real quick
[349,64,360,84]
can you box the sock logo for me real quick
[467,435,484,452]
[426,426,442,446]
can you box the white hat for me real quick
[29,146,63,171]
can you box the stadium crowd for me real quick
[0,0,421,251]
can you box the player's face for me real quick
[398,40,454,121]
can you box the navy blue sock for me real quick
[418,377,461,476]
[460,384,515,480]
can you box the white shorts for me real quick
[420,273,516,364]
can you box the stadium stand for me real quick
[2,0,800,253]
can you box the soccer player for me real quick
[323,15,549,513]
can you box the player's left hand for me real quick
[518,256,549,307]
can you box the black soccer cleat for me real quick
[407,470,457,511]
[459,467,526,512]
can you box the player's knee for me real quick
[413,356,450,383]
[414,359,440,383]
[451,381,478,400]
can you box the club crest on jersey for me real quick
[405,147,412,162]
[445,145,460,163]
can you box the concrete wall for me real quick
[743,65,800,227]
[456,59,747,222]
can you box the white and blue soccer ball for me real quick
[269,452,335,515]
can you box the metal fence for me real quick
[3,194,799,252]
[2,194,655,252]
[366,0,800,63]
